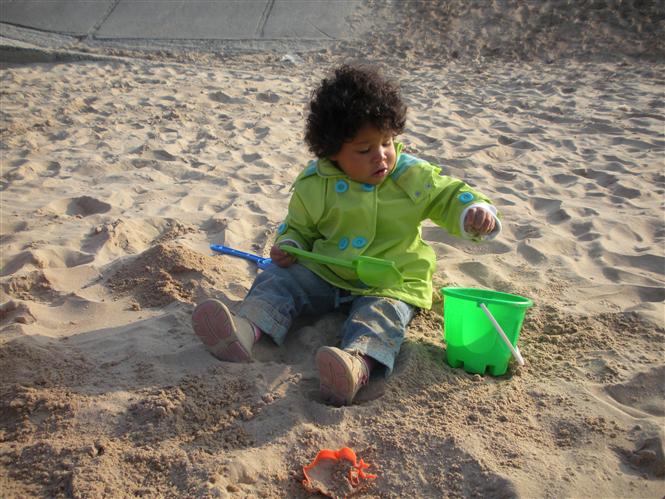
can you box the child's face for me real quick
[330,124,397,185]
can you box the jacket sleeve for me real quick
[275,184,322,250]
[424,170,501,241]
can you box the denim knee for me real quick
[341,296,414,375]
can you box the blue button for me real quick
[362,183,374,192]
[352,237,367,248]
[277,222,287,234]
[335,180,349,193]
[338,237,349,250]
[458,192,474,203]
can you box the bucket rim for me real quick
[441,287,533,308]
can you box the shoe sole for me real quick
[316,347,356,406]
[192,299,251,362]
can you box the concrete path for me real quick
[0,0,363,41]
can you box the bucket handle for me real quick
[478,303,525,367]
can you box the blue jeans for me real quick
[237,263,415,374]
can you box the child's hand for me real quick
[270,244,297,267]
[464,207,496,236]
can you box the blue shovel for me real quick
[210,244,272,269]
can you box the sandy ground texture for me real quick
[1,1,664,497]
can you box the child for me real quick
[193,65,501,406]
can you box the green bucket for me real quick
[441,287,533,376]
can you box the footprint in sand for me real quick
[610,183,641,199]
[67,196,112,217]
[2,248,94,277]
[255,91,280,103]
[517,241,546,265]
[634,285,665,303]
[253,127,270,139]
[530,197,572,225]
[131,158,158,169]
[44,161,61,177]
[0,222,29,246]
[604,366,665,418]
[484,164,517,181]
[152,149,179,162]
[513,222,542,240]
[1,250,45,277]
[573,167,618,187]
[45,195,112,217]
[4,159,61,185]
[208,90,246,105]
[82,219,155,257]
[619,436,665,479]
[0,300,36,325]
[2,270,60,304]
[242,152,261,163]
[571,220,600,241]
[48,130,70,141]
[497,135,517,146]
[494,188,522,204]
[605,367,665,479]
[551,173,577,187]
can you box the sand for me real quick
[1,1,664,497]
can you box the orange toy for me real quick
[302,447,377,497]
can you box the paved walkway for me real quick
[0,0,362,41]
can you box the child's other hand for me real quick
[464,207,496,236]
[270,244,297,267]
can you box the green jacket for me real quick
[275,143,500,309]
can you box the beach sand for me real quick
[1,1,664,497]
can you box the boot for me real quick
[316,346,369,406]
[192,299,255,362]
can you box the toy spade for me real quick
[281,245,403,288]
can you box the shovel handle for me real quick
[280,245,355,269]
[478,303,525,366]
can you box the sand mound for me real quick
[106,243,223,308]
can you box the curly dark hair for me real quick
[304,64,407,158]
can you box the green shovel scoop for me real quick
[281,245,403,289]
